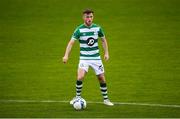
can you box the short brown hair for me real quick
[83,9,94,14]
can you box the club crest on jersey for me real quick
[87,37,95,46]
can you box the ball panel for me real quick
[73,98,86,110]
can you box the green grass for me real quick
[0,0,180,117]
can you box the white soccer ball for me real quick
[73,98,86,110]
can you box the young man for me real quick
[62,9,114,106]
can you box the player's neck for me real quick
[84,23,93,27]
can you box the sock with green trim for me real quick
[100,83,108,100]
[76,80,83,98]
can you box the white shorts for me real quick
[78,60,104,75]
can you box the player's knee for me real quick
[77,68,86,80]
[99,78,106,83]
[78,74,85,80]
[97,74,106,83]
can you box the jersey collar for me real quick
[84,23,94,28]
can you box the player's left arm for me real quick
[101,37,109,61]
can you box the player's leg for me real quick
[97,73,114,106]
[76,68,86,98]
[97,73,108,100]
[70,60,88,104]
[90,60,114,106]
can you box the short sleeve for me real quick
[71,28,80,40]
[98,27,105,38]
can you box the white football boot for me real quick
[104,99,114,106]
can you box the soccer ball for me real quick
[73,98,86,110]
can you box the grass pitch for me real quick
[0,0,180,117]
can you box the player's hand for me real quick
[104,53,109,61]
[62,56,68,64]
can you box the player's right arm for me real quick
[62,39,75,63]
[63,27,80,63]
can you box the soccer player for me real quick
[62,9,114,106]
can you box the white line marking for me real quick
[88,101,180,108]
[113,102,180,108]
[0,100,180,108]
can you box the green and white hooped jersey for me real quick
[71,23,105,60]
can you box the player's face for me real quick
[83,13,93,26]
